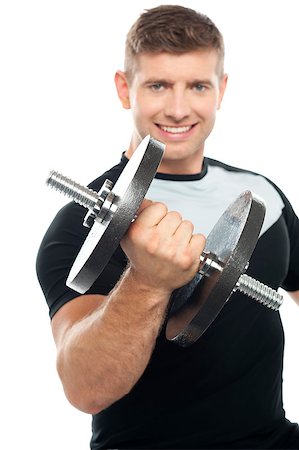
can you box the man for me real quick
[36,5,299,449]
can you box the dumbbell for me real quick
[46,135,283,347]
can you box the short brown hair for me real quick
[125,5,225,81]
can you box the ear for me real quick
[114,70,131,109]
[217,73,228,110]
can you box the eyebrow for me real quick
[142,78,171,86]
[142,78,215,87]
[190,79,214,87]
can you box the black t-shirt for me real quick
[36,156,299,449]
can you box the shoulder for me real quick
[205,156,285,205]
[206,156,271,179]
[87,156,128,191]
[205,157,295,236]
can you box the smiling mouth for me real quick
[157,124,195,134]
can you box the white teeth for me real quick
[160,125,192,134]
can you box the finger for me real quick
[156,210,183,236]
[136,202,168,227]
[136,198,154,214]
[172,219,195,245]
[189,233,206,259]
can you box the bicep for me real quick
[51,294,107,348]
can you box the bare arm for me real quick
[52,272,171,415]
[51,201,205,414]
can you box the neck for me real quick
[125,136,205,175]
[157,154,204,175]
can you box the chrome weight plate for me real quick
[166,191,266,347]
[67,136,165,293]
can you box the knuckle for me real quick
[180,252,195,270]
[144,232,161,255]
[181,219,194,231]
[154,202,168,215]
[167,243,179,260]
[169,210,182,222]
[193,233,206,249]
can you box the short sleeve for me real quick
[276,188,299,291]
[36,160,128,318]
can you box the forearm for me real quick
[57,267,171,414]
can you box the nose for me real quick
[164,88,191,122]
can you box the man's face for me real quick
[115,50,227,174]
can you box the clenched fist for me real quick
[121,200,206,295]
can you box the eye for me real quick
[150,83,165,92]
[194,84,206,92]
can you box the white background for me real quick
[1,1,298,448]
